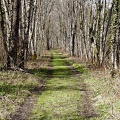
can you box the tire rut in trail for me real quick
[8,55,53,120]
[64,60,99,119]
[45,55,53,78]
[8,96,36,120]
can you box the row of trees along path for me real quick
[0,0,120,71]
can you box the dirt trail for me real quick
[8,51,98,120]
[27,51,99,119]
[9,96,36,120]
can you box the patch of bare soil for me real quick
[8,54,53,120]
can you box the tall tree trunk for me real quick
[1,0,20,68]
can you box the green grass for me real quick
[72,63,88,74]
[0,71,41,119]
[28,68,48,77]
[66,58,120,119]
[0,71,40,95]
[0,53,51,119]
[2,50,117,120]
[30,78,81,120]
[73,62,120,119]
[82,75,113,119]
[0,83,34,96]
[30,51,82,120]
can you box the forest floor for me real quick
[0,50,120,120]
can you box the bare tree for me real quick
[0,0,119,71]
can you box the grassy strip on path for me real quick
[29,50,120,120]
[29,50,91,120]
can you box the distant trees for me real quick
[56,0,120,70]
[0,0,119,70]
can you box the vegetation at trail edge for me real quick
[0,0,120,119]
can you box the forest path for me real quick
[29,50,98,120]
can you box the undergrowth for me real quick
[0,53,51,119]
[0,71,40,119]
[68,58,120,119]
[1,50,119,119]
